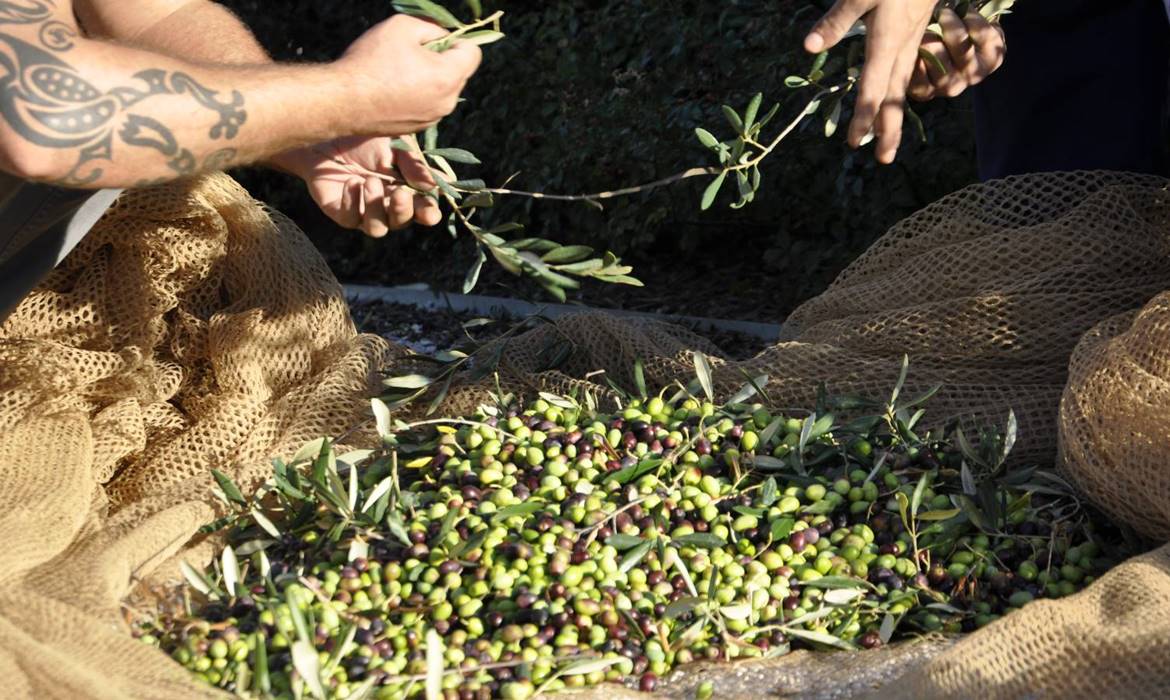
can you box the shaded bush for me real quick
[221,0,977,313]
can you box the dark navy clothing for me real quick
[0,176,121,323]
[973,0,1170,180]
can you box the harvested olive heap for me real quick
[139,376,1123,699]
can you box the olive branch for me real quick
[349,0,1013,303]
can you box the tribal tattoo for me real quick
[0,3,246,185]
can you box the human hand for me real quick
[338,14,482,136]
[910,8,1006,102]
[804,0,938,164]
[280,136,440,238]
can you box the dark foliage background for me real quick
[218,0,978,319]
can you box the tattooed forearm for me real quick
[0,1,55,26]
[0,7,247,186]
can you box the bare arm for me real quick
[75,0,271,65]
[0,1,479,188]
[71,0,448,236]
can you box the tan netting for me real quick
[1,169,1169,698]
[0,173,399,698]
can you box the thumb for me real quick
[436,39,483,78]
[391,13,451,44]
[806,0,872,53]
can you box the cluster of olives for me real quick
[138,393,1115,699]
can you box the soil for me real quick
[348,297,773,361]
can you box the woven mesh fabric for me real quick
[0,174,395,698]
[1,170,1168,698]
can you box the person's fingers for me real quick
[805,0,872,53]
[393,146,437,190]
[908,57,937,102]
[439,40,483,79]
[848,32,899,147]
[938,8,976,79]
[387,185,415,231]
[330,177,364,229]
[360,177,390,238]
[966,12,1007,74]
[917,37,961,97]
[919,38,954,82]
[392,13,450,44]
[413,194,442,227]
[874,41,919,163]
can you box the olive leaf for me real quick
[425,629,444,700]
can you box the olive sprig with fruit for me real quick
[141,355,1122,699]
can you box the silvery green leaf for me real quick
[542,245,594,264]
[879,612,897,643]
[663,596,704,619]
[761,477,778,507]
[426,148,480,165]
[180,560,214,597]
[719,603,752,621]
[727,374,768,404]
[292,437,329,465]
[291,640,326,700]
[825,98,842,138]
[559,656,625,676]
[961,460,978,496]
[285,584,311,642]
[823,588,864,605]
[425,629,444,700]
[911,473,929,517]
[917,508,962,521]
[606,533,645,550]
[759,416,784,446]
[666,548,698,596]
[461,29,505,46]
[398,0,460,28]
[235,538,273,556]
[782,627,856,651]
[348,460,359,512]
[695,128,719,149]
[251,510,281,538]
[348,538,369,562]
[384,375,435,390]
[619,540,653,574]
[801,576,871,590]
[1001,410,1018,464]
[810,50,829,76]
[211,469,245,506]
[338,450,374,467]
[749,454,787,470]
[371,398,393,439]
[701,172,726,211]
[463,246,486,293]
[721,105,744,133]
[387,512,412,547]
[674,533,726,550]
[363,477,394,514]
[743,92,763,130]
[979,0,1015,21]
[692,351,715,402]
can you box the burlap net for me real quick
[1,170,1168,698]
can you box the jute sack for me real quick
[2,170,1168,698]
[469,171,1170,698]
[0,173,399,698]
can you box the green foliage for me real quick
[223,0,978,311]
